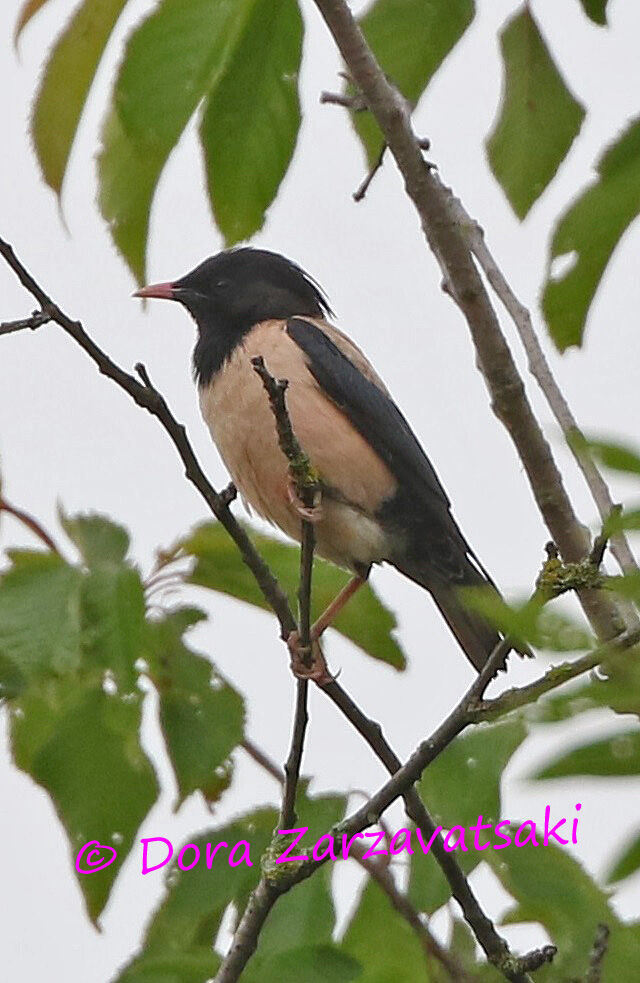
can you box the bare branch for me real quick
[446,196,640,592]
[311,0,628,645]
[0,497,61,555]
[0,309,50,335]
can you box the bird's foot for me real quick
[286,479,323,523]
[287,631,332,686]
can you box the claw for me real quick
[287,479,323,523]
[287,631,331,686]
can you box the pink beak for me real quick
[133,281,176,300]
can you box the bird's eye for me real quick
[215,279,230,291]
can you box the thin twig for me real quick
[311,0,628,646]
[251,356,320,829]
[0,308,50,335]
[585,924,610,983]
[0,498,61,555]
[447,196,640,593]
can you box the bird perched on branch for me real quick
[136,248,514,679]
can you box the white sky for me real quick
[1,0,639,979]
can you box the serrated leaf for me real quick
[181,522,405,669]
[607,829,640,883]
[11,679,158,922]
[353,0,475,167]
[31,0,129,193]
[342,879,430,982]
[542,117,640,350]
[145,609,245,806]
[531,729,640,780]
[578,0,609,26]
[409,717,527,913]
[60,510,130,566]
[487,7,585,219]
[0,551,83,679]
[200,0,302,244]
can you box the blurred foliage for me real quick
[15,0,639,347]
[178,520,406,669]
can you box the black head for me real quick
[135,247,332,386]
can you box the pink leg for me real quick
[311,575,366,639]
[286,575,366,685]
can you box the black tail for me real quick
[392,554,508,673]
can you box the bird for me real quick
[135,247,516,680]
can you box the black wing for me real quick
[286,317,450,507]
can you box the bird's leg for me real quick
[286,478,324,523]
[287,574,366,683]
[310,574,366,639]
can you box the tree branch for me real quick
[311,0,628,645]
[0,497,61,555]
[446,196,639,591]
[0,308,50,335]
[250,355,321,829]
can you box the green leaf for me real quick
[145,609,245,806]
[99,0,239,282]
[342,879,429,982]
[182,522,405,669]
[486,841,625,980]
[607,829,640,883]
[31,0,129,194]
[128,809,277,965]
[60,510,130,565]
[486,7,585,220]
[98,109,164,285]
[409,716,527,913]
[534,657,640,721]
[100,0,302,280]
[578,0,609,26]
[0,551,83,679]
[81,566,146,692]
[11,679,158,922]
[110,951,219,983]
[462,588,593,652]
[244,946,361,983]
[607,572,640,602]
[200,0,303,244]
[581,437,640,477]
[543,117,640,350]
[531,729,640,780]
[354,0,475,166]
